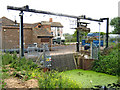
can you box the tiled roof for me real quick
[23,23,38,28]
[0,16,63,27]
[0,17,15,26]
[33,28,53,37]
[51,22,63,27]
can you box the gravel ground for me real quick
[25,44,105,58]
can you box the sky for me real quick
[0,0,119,34]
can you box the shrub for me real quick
[2,53,38,71]
[30,70,80,88]
[92,44,119,76]
[10,57,38,71]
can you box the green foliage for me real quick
[2,69,9,72]
[73,30,88,38]
[64,33,76,42]
[94,32,106,36]
[2,53,38,71]
[110,17,120,34]
[31,70,80,88]
[10,57,38,71]
[2,72,10,79]
[2,53,80,88]
[60,69,117,88]
[64,30,88,42]
[2,52,17,65]
[1,80,7,88]
[92,44,119,76]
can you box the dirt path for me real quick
[4,77,39,88]
[3,65,39,88]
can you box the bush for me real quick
[31,70,80,88]
[92,44,119,76]
[10,57,38,71]
[2,53,38,71]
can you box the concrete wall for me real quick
[51,53,94,71]
[51,53,76,71]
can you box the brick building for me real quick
[0,17,59,49]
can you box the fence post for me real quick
[90,42,93,59]
[43,43,46,68]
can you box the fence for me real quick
[91,42,98,60]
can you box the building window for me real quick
[51,32,53,35]
[58,33,60,36]
[57,28,59,31]
[41,38,49,42]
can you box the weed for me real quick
[2,72,10,79]
[2,69,9,72]
[37,70,80,88]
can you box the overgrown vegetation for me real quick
[1,52,80,88]
[31,69,80,88]
[92,44,119,76]
[2,52,38,71]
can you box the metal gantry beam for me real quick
[7,5,109,54]
[7,5,78,18]
[7,5,104,21]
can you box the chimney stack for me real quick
[49,18,53,22]
[14,16,17,25]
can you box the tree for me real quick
[110,17,120,34]
[72,30,88,38]
[72,30,89,42]
[94,32,106,35]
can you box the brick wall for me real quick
[2,26,32,49]
[32,25,52,48]
[24,28,32,48]
[77,58,94,70]
[1,23,52,49]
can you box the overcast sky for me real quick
[0,0,119,34]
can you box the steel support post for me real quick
[106,18,109,48]
[19,11,24,57]
[76,18,79,52]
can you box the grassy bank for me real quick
[60,69,118,88]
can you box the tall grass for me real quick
[2,53,81,88]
